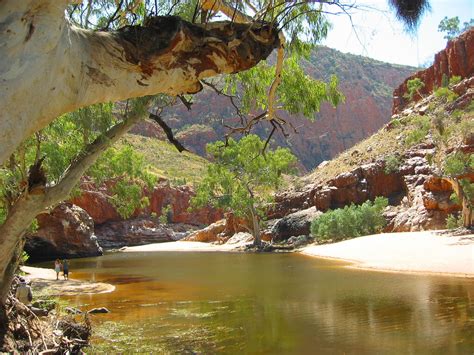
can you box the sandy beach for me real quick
[123,240,246,252]
[300,231,474,277]
[21,266,115,296]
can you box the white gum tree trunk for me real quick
[0,104,147,302]
[0,0,279,166]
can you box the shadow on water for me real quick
[48,252,474,354]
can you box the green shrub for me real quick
[405,129,428,146]
[446,213,462,229]
[404,78,425,101]
[405,116,430,146]
[444,152,473,176]
[384,155,402,174]
[449,75,462,86]
[159,204,172,225]
[310,197,388,242]
[434,87,458,102]
[441,73,449,88]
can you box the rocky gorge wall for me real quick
[161,46,416,171]
[393,28,474,114]
[25,179,222,260]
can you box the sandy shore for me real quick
[21,266,115,296]
[123,240,245,252]
[300,231,474,277]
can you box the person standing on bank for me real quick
[16,278,33,305]
[63,259,69,280]
[54,259,62,280]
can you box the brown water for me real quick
[59,251,473,354]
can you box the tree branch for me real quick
[0,4,279,166]
[149,113,188,153]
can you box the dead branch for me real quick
[149,113,188,153]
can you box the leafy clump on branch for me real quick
[191,135,296,246]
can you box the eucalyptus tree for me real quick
[0,0,430,302]
[191,135,296,246]
[0,97,154,302]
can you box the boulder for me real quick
[328,171,360,188]
[270,207,322,242]
[185,213,250,242]
[88,307,110,314]
[25,203,103,262]
[423,176,453,192]
[225,232,254,245]
[185,219,226,242]
[71,189,119,224]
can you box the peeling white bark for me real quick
[0,0,279,166]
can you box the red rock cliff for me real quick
[393,28,474,114]
[71,178,222,226]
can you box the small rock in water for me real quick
[88,307,110,314]
[65,307,83,315]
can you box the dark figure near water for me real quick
[63,259,69,280]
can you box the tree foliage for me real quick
[0,101,156,222]
[191,135,296,242]
[310,197,388,242]
[404,78,425,101]
[438,16,474,40]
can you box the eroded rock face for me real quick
[129,119,165,139]
[25,203,103,261]
[71,179,222,226]
[94,219,197,249]
[148,181,222,225]
[272,161,406,220]
[269,138,471,239]
[70,189,120,225]
[393,28,474,114]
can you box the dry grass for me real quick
[117,134,208,185]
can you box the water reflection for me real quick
[55,252,474,353]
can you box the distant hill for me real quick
[157,46,417,171]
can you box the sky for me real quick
[321,0,473,67]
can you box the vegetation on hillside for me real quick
[117,134,208,185]
[300,83,473,189]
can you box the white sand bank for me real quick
[300,231,474,277]
[21,266,115,296]
[122,240,243,252]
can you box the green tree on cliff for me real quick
[191,135,296,246]
[438,16,474,40]
[443,152,474,228]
